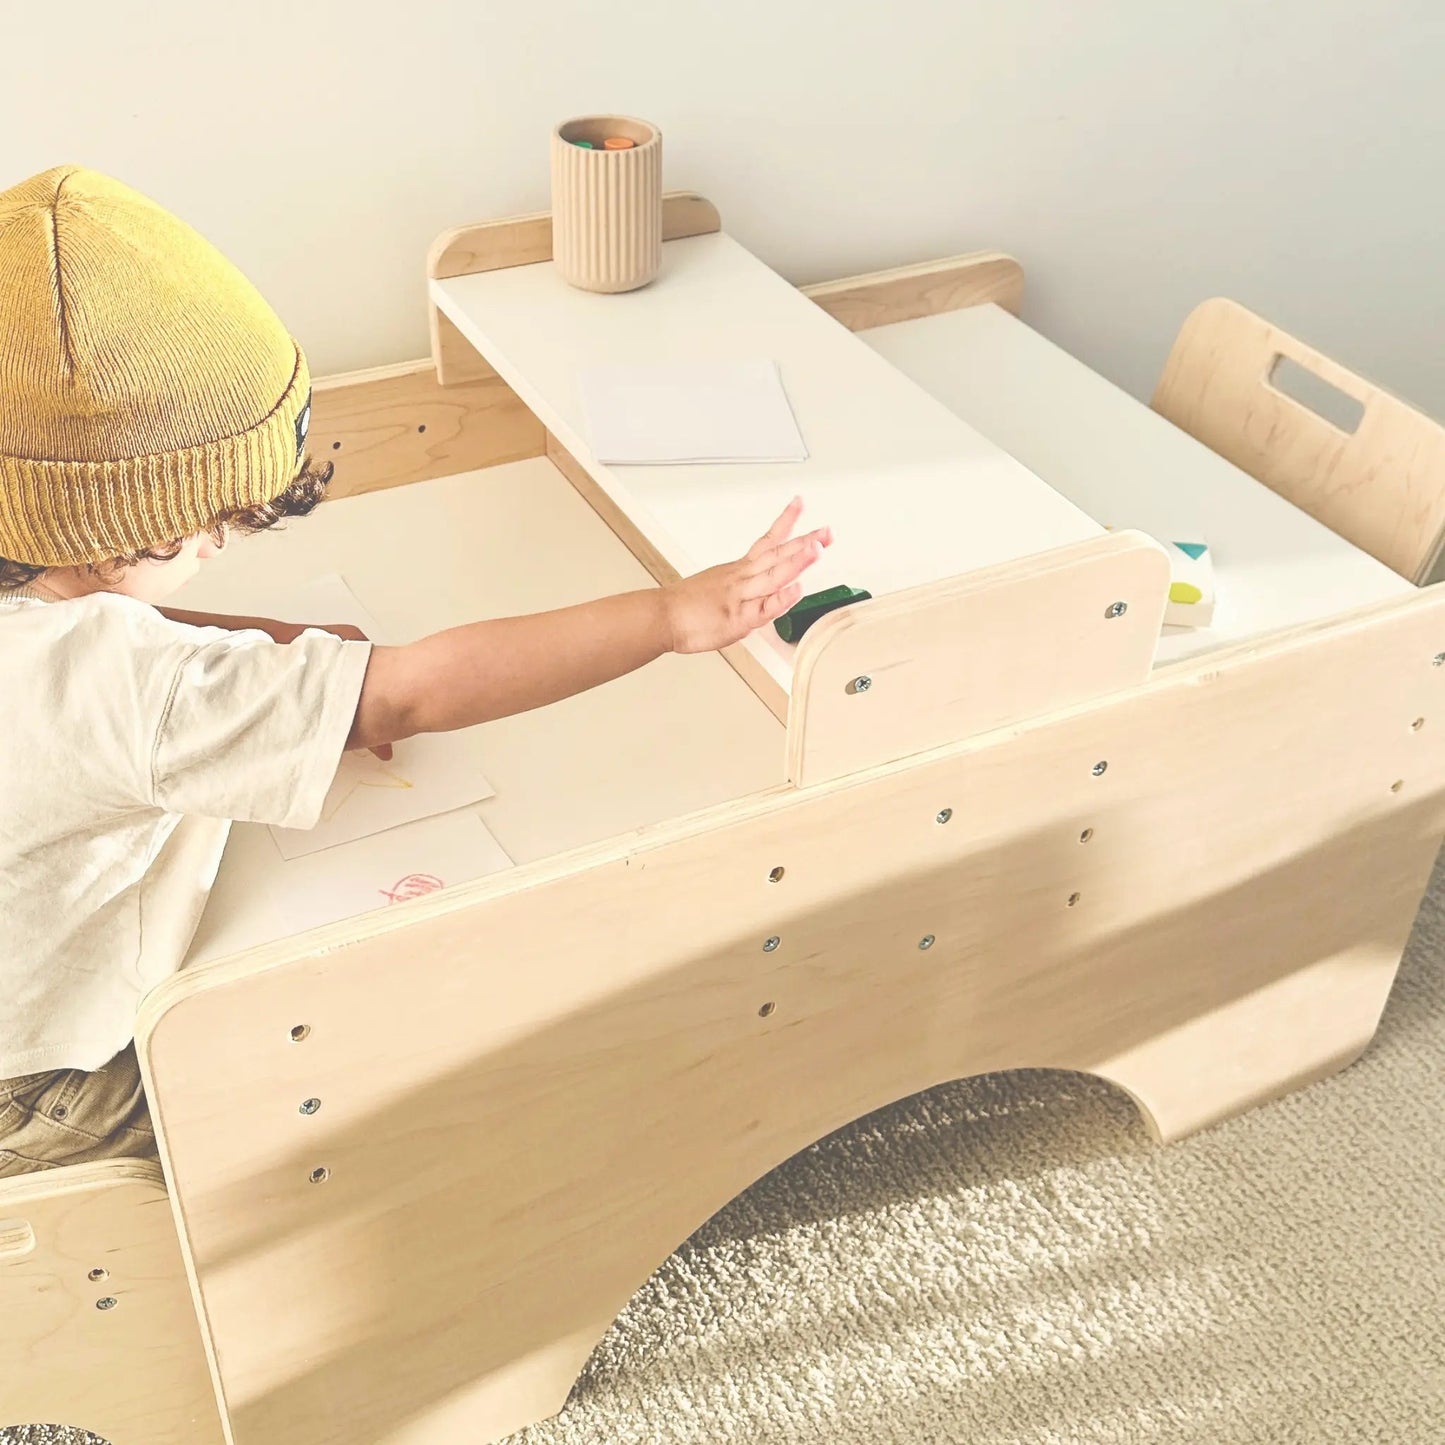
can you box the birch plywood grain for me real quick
[0,1163,224,1444]
[1152,298,1445,583]
[787,532,1170,785]
[311,358,543,498]
[802,252,1024,330]
[139,584,1445,1445]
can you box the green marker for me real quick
[774,584,872,644]
[572,140,595,149]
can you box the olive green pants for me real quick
[0,1043,157,1177]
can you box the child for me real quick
[0,165,829,1177]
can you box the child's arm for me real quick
[350,498,829,750]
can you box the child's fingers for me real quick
[744,535,826,597]
[744,528,830,584]
[759,581,804,621]
[746,497,805,559]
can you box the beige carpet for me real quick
[8,858,1445,1445]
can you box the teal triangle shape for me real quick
[1173,541,1207,560]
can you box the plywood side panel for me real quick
[427,193,722,281]
[802,251,1024,329]
[311,358,542,498]
[139,585,1445,1445]
[787,531,1170,784]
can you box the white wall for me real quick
[4,0,1442,415]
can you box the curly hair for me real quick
[0,458,335,591]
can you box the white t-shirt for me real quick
[0,589,371,1077]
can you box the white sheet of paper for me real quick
[189,809,513,966]
[577,359,808,464]
[270,732,496,860]
[244,572,496,859]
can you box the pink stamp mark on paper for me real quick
[380,873,445,905]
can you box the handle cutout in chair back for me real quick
[1268,354,1366,435]
[0,1217,36,1259]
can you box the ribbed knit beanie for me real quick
[0,165,312,567]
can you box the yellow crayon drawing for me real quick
[321,754,416,824]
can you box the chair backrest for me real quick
[0,1161,224,1445]
[1152,297,1445,583]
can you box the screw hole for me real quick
[1079,828,1094,843]
[1391,779,1404,794]
[1091,761,1108,777]
[87,1268,108,1283]
[299,1098,322,1116]
[758,1001,776,1018]
[417,424,427,433]
[290,1024,310,1042]
[1067,892,1082,907]
[768,866,785,883]
[331,441,342,451]
[936,808,953,825]
[1412,718,1426,732]
[309,1166,330,1184]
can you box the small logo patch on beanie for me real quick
[295,392,312,457]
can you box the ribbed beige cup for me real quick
[550,115,663,293]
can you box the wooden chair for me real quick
[0,1161,223,1443]
[1153,296,1445,584]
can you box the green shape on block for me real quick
[775,585,872,644]
[1173,541,1208,560]
[573,140,595,149]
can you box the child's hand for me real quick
[662,498,831,654]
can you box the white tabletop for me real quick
[432,232,1102,693]
[859,304,1412,665]
[176,460,784,967]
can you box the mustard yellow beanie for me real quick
[0,165,312,567]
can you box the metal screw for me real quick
[87,1268,108,1283]
[918,935,936,951]
[1105,601,1128,619]
[1434,653,1445,667]
[851,675,872,694]
[95,1297,118,1311]
[1092,761,1109,777]
[936,808,953,825]
[299,1098,321,1116]
[763,936,781,953]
